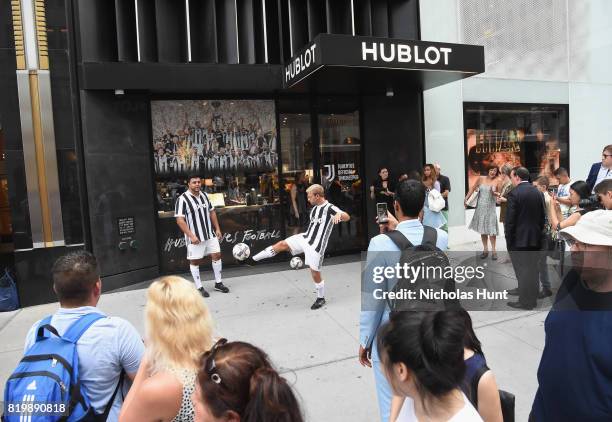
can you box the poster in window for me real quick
[464,104,569,192]
[151,100,277,176]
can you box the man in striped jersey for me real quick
[175,175,230,297]
[252,184,350,309]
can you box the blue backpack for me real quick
[3,313,124,422]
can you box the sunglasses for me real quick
[204,338,228,385]
[564,237,585,249]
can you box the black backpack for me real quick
[384,226,459,312]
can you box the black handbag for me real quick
[470,365,515,422]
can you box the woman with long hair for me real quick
[119,276,214,422]
[371,167,396,216]
[381,311,482,422]
[390,310,503,422]
[193,340,304,422]
[549,180,591,230]
[422,164,447,229]
[465,166,500,259]
[454,310,503,422]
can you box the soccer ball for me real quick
[232,243,250,261]
[289,256,303,270]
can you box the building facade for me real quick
[0,0,540,307]
[421,0,612,226]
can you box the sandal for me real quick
[492,252,498,260]
[480,252,489,259]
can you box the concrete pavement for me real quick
[0,224,555,421]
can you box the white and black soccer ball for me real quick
[232,243,250,261]
[289,256,303,270]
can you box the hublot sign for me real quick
[283,34,485,89]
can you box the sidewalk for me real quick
[0,225,550,421]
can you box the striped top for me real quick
[302,201,342,254]
[175,191,215,243]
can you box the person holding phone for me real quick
[371,167,396,216]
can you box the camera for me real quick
[579,194,603,211]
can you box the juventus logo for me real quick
[324,164,335,182]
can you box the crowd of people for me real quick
[359,145,612,420]
[13,252,303,422]
[4,147,611,422]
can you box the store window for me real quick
[464,103,569,192]
[280,113,313,235]
[151,100,281,273]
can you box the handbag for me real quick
[428,189,446,212]
[465,190,479,208]
[540,194,562,259]
[470,365,515,422]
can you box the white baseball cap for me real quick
[559,209,612,247]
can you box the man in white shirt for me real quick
[23,251,144,422]
[553,167,574,218]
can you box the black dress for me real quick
[373,179,396,216]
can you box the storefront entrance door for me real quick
[318,103,365,253]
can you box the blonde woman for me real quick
[119,276,214,422]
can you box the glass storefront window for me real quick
[463,103,569,192]
[151,100,282,273]
[280,113,313,235]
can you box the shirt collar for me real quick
[56,306,104,315]
[396,219,422,228]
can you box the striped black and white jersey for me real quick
[175,191,215,243]
[302,201,343,254]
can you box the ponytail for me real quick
[243,368,304,422]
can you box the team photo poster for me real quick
[151,100,278,176]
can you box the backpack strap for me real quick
[36,316,59,341]
[99,369,126,421]
[63,313,106,344]
[470,364,490,408]
[384,230,414,250]
[421,226,438,248]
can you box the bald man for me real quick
[252,184,350,309]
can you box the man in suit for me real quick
[586,144,612,191]
[505,166,545,310]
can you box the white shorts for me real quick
[187,237,221,260]
[285,234,323,272]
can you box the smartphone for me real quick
[377,203,389,223]
[549,186,558,195]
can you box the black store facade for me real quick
[0,0,483,306]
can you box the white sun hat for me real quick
[559,209,612,247]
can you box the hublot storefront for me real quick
[0,0,483,306]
